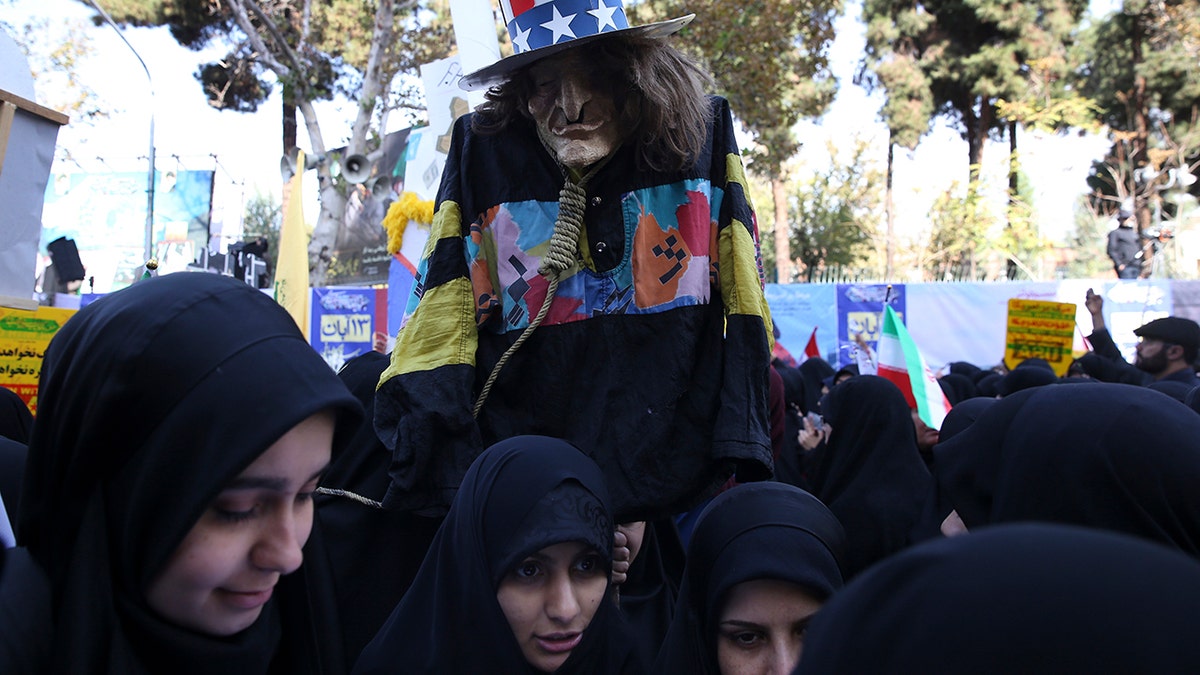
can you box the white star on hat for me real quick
[587,0,619,31]
[540,6,577,43]
[511,24,533,52]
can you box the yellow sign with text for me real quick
[0,305,76,415]
[1004,299,1076,376]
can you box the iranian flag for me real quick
[878,305,952,430]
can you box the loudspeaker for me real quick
[343,154,371,184]
[366,176,393,201]
[47,236,86,282]
[280,147,323,180]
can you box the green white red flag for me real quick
[878,305,952,430]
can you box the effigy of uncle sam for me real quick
[375,0,775,521]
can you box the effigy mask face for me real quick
[526,48,624,170]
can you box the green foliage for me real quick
[787,140,885,281]
[644,0,842,178]
[5,16,107,122]
[926,176,997,280]
[1064,196,1114,278]
[86,0,452,116]
[1077,0,1200,132]
[241,190,283,281]
[863,0,1090,170]
[996,168,1051,279]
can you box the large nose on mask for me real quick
[558,74,592,123]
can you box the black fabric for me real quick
[0,547,52,671]
[996,365,1057,396]
[1159,366,1200,387]
[1147,379,1193,402]
[0,386,32,443]
[805,376,931,579]
[796,358,834,415]
[618,518,686,669]
[316,351,442,669]
[14,273,362,675]
[353,436,642,675]
[934,382,1200,556]
[1184,384,1200,415]
[796,523,1200,674]
[909,396,997,542]
[0,437,26,540]
[936,373,977,405]
[1107,224,1142,276]
[375,96,773,523]
[772,364,811,491]
[947,361,982,379]
[654,482,844,674]
[974,371,1003,397]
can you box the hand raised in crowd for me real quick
[611,521,647,586]
[1085,287,1103,316]
[1085,287,1107,332]
[798,413,829,452]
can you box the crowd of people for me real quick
[5,0,1200,671]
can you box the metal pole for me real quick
[86,0,156,263]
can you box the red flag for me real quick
[804,327,820,360]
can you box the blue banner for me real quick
[765,283,839,365]
[310,287,385,371]
[836,283,906,369]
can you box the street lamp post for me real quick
[85,0,156,263]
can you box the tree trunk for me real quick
[1131,10,1152,274]
[886,134,895,280]
[1007,121,1019,280]
[280,86,298,265]
[772,176,791,283]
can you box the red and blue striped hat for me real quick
[460,0,693,91]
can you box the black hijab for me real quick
[910,396,997,542]
[947,360,982,379]
[316,351,442,668]
[17,273,362,675]
[796,523,1200,674]
[772,364,811,490]
[805,376,931,578]
[0,385,32,443]
[936,373,977,405]
[934,382,1200,555]
[653,482,844,674]
[353,435,640,675]
[797,358,834,414]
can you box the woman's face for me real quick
[496,541,608,672]
[144,411,334,636]
[716,578,823,675]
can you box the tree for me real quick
[1075,0,1200,261]
[638,0,841,283]
[925,177,996,280]
[241,190,283,283]
[860,0,935,279]
[1064,196,1116,278]
[89,0,453,284]
[786,139,884,281]
[3,15,107,129]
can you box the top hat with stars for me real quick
[459,0,694,91]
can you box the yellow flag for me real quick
[275,150,310,338]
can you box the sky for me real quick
[2,0,1118,267]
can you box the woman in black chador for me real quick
[353,436,642,674]
[2,273,362,674]
[653,482,844,674]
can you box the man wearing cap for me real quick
[1083,288,1200,386]
[374,0,774,523]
